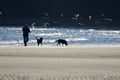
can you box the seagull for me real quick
[74,14,79,18]
[72,17,78,21]
[44,12,48,17]
[72,14,79,21]
[94,21,100,24]
[60,14,63,17]
[32,22,36,28]
[0,12,2,15]
[79,23,84,25]
[102,14,105,17]
[88,16,92,20]
[103,18,112,22]
[44,22,50,27]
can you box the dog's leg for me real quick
[57,43,59,46]
[38,43,39,46]
[41,43,42,46]
[37,40,39,46]
[57,41,61,46]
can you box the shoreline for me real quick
[0,44,120,47]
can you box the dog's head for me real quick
[40,37,43,41]
[35,37,43,40]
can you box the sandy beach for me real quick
[0,46,120,80]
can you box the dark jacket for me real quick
[22,26,30,36]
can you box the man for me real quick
[22,24,30,46]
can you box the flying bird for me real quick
[0,12,2,15]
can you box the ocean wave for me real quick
[0,27,120,46]
[31,28,57,31]
[32,33,62,36]
[66,38,88,41]
[0,41,21,46]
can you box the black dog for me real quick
[35,37,43,46]
[56,39,68,46]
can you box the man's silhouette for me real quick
[22,24,30,46]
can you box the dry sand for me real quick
[0,46,120,80]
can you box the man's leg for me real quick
[24,36,28,46]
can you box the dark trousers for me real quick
[23,34,29,46]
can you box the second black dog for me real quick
[56,39,68,46]
[35,37,43,46]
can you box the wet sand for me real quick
[0,46,120,79]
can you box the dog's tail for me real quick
[35,37,38,40]
[55,40,58,42]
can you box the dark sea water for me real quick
[0,26,120,47]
